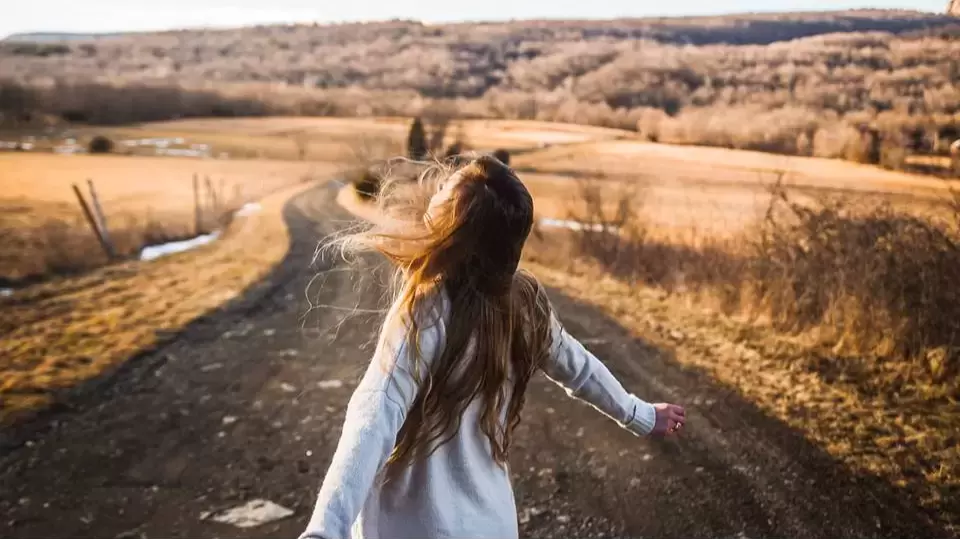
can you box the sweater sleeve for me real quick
[301,319,439,539]
[540,313,657,436]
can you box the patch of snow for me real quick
[280,383,297,393]
[538,218,619,233]
[155,148,208,158]
[316,379,343,390]
[53,144,85,155]
[201,362,224,372]
[139,231,220,261]
[0,288,13,297]
[235,202,261,217]
[222,415,238,426]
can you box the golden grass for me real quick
[515,142,957,238]
[0,153,323,282]
[0,179,318,425]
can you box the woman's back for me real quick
[302,155,684,538]
[304,290,518,538]
[303,288,663,538]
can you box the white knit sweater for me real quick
[301,294,656,539]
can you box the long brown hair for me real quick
[331,155,555,479]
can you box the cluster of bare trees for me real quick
[2,10,959,168]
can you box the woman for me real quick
[303,155,685,539]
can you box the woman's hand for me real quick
[651,403,686,436]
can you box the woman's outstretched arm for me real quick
[301,321,439,539]
[540,313,685,437]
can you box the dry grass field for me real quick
[0,153,323,283]
[515,139,959,237]
[134,117,630,160]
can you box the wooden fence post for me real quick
[205,176,218,219]
[86,179,115,258]
[193,174,203,235]
[233,184,243,207]
[72,184,115,259]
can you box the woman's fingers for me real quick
[652,403,687,436]
[667,405,686,434]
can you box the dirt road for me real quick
[0,183,946,538]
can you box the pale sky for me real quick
[2,0,949,38]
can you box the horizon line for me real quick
[3,6,950,41]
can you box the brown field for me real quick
[514,139,959,237]
[0,153,325,283]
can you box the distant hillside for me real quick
[2,10,957,96]
[1,8,958,171]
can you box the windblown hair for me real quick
[330,154,555,480]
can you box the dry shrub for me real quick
[350,168,384,201]
[87,135,114,154]
[556,176,960,390]
[340,134,406,201]
[534,177,743,301]
[744,185,960,382]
